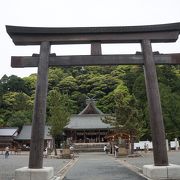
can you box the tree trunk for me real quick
[53,137,57,156]
[130,132,134,154]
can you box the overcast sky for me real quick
[0,0,180,78]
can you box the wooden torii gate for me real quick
[6,23,180,169]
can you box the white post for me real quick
[166,139,169,151]
[175,138,179,151]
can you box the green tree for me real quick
[70,91,87,113]
[0,75,9,94]
[48,68,65,90]
[132,73,150,140]
[47,90,72,155]
[2,92,33,127]
[0,65,179,142]
[58,76,78,95]
[23,74,37,95]
[0,117,5,127]
[120,65,143,94]
[7,111,32,127]
[160,83,180,139]
[103,83,143,154]
[4,75,27,92]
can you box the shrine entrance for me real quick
[6,23,180,179]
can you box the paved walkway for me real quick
[63,152,146,180]
[1,151,179,180]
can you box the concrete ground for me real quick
[0,152,71,180]
[114,151,180,180]
[118,150,180,169]
[60,151,180,180]
[63,152,146,180]
[0,150,180,180]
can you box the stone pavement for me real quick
[117,150,180,170]
[1,151,179,180]
[0,153,71,180]
[63,152,146,180]
[62,151,180,180]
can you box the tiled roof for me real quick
[15,125,52,140]
[64,114,112,130]
[0,128,18,137]
[65,99,112,130]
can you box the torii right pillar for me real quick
[141,39,180,179]
[142,39,168,166]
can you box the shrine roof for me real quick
[0,127,18,137]
[78,100,103,115]
[15,125,52,140]
[65,99,112,130]
[64,114,112,130]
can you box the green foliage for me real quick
[2,92,33,110]
[1,92,33,127]
[6,110,32,127]
[48,68,66,91]
[98,91,115,113]
[0,75,34,127]
[70,91,86,113]
[47,90,72,137]
[23,74,37,95]
[160,83,180,139]
[0,65,179,141]
[2,75,27,92]
[58,76,78,94]
[103,83,144,139]
[120,65,144,94]
[157,65,180,92]
[0,117,5,127]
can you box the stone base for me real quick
[15,167,60,180]
[143,164,180,179]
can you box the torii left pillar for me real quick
[29,41,50,168]
[15,42,60,180]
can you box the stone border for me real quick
[14,167,60,180]
[56,158,79,180]
[143,164,180,179]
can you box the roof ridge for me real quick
[78,100,103,115]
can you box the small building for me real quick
[0,127,19,148]
[15,125,53,149]
[64,100,112,143]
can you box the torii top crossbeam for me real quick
[6,22,180,68]
[6,22,180,45]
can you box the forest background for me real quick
[0,65,179,141]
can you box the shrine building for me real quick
[64,100,112,143]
